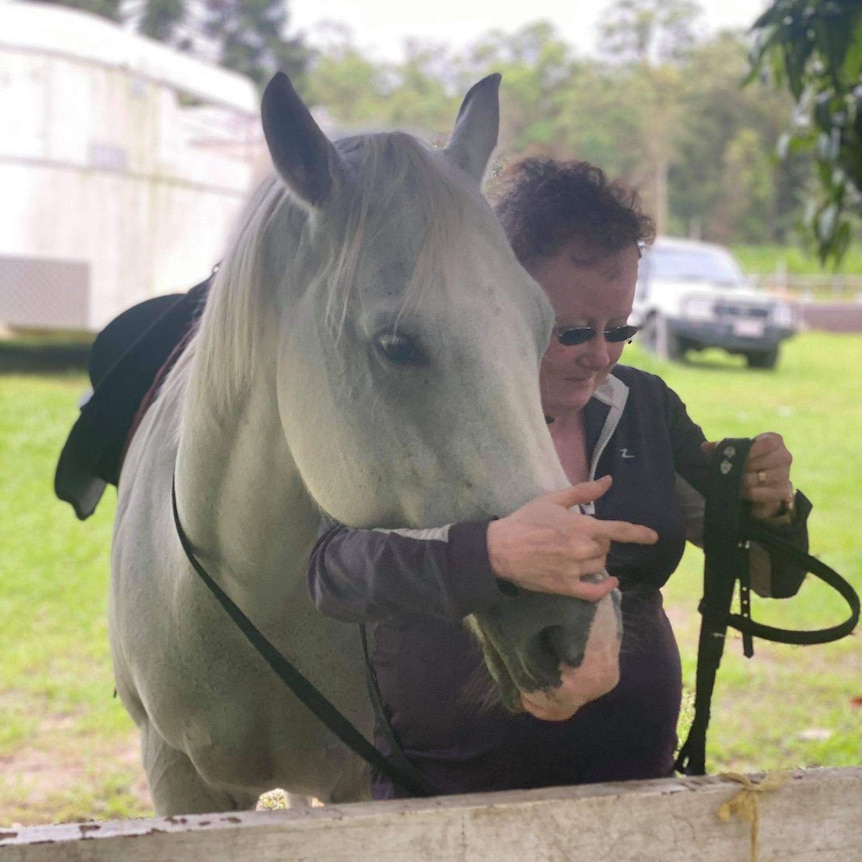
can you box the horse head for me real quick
[230,72,622,714]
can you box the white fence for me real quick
[2,767,861,861]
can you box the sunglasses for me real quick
[555,324,640,346]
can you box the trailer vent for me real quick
[0,256,90,330]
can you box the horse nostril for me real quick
[471,590,616,709]
[522,628,566,689]
[526,622,589,687]
[544,624,588,669]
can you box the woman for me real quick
[308,158,808,797]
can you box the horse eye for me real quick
[375,332,426,365]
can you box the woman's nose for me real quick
[577,334,612,368]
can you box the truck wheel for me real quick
[746,348,779,369]
[667,332,683,361]
[642,314,683,361]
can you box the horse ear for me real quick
[444,73,501,183]
[261,72,346,207]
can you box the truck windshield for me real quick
[644,246,745,286]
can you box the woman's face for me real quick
[531,239,640,415]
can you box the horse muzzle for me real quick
[468,589,622,714]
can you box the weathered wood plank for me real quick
[2,767,860,862]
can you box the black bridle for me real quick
[170,479,434,797]
[675,438,859,776]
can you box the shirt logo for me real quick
[620,448,635,459]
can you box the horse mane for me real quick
[175,131,485,416]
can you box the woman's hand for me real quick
[702,432,794,521]
[486,475,658,601]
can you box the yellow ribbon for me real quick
[716,772,790,862]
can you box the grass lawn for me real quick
[732,242,862,276]
[0,331,860,827]
[628,335,862,774]
[0,346,149,826]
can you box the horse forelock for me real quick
[326,132,488,331]
[189,130,490,413]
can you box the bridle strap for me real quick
[171,478,434,798]
[675,438,859,776]
[729,524,858,644]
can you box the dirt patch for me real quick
[0,719,152,827]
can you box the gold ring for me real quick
[757,470,767,485]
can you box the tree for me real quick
[597,0,703,66]
[462,22,581,156]
[669,32,810,244]
[301,25,392,127]
[551,64,649,181]
[299,26,460,134]
[750,0,862,264]
[596,0,705,233]
[383,40,460,133]
[200,0,307,89]
[137,0,184,43]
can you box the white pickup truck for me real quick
[631,237,797,369]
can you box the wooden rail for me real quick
[2,767,861,861]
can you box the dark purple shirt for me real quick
[308,366,809,797]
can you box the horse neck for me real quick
[175,346,319,610]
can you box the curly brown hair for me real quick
[492,158,655,270]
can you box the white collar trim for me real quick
[593,372,629,408]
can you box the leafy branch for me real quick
[750,0,862,265]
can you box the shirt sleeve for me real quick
[307,518,515,624]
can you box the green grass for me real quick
[0,333,860,827]
[626,334,862,772]
[0,350,150,826]
[732,242,862,275]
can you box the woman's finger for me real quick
[746,434,791,469]
[590,519,659,545]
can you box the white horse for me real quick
[110,72,620,814]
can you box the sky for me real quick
[287,0,771,62]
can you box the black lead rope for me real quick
[171,479,434,798]
[675,438,860,776]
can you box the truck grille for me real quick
[714,303,771,320]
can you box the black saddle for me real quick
[55,276,211,520]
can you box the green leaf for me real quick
[813,18,851,91]
[817,202,839,243]
[839,17,862,87]
[830,218,853,269]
